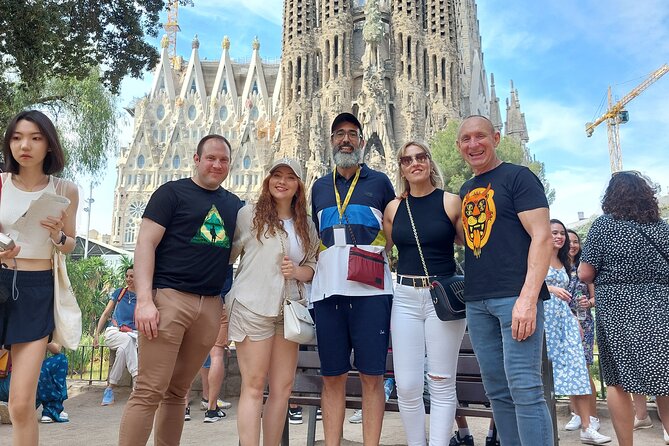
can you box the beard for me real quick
[333,145,362,168]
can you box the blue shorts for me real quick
[0,269,54,347]
[202,354,211,369]
[313,294,391,376]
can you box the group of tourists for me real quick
[0,109,668,446]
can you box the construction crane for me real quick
[164,1,181,67]
[585,63,669,173]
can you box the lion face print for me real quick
[461,184,496,258]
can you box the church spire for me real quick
[489,73,503,132]
[505,80,529,145]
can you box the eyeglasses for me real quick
[399,153,430,167]
[331,129,361,141]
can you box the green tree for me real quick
[66,256,118,334]
[430,120,556,203]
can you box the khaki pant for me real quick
[118,288,223,446]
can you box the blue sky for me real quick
[80,0,669,234]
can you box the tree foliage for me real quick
[430,120,556,204]
[0,0,191,94]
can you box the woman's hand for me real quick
[281,256,296,279]
[548,285,571,303]
[0,244,20,260]
[41,211,67,242]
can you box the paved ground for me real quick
[0,383,667,445]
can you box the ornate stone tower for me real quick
[278,0,491,191]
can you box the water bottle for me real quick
[384,378,395,402]
[575,289,587,321]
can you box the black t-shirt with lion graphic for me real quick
[459,162,548,301]
[143,178,242,296]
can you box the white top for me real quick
[281,218,303,263]
[0,174,57,259]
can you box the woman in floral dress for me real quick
[544,219,611,444]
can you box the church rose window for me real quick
[129,201,146,219]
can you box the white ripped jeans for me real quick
[390,282,467,446]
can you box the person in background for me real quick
[93,265,138,406]
[0,110,79,446]
[383,140,466,446]
[544,219,610,445]
[579,171,669,446]
[563,229,601,433]
[227,158,318,446]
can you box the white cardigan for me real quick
[226,204,319,317]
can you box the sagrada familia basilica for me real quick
[110,0,529,250]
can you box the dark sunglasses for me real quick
[399,153,430,167]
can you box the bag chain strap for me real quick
[404,197,431,279]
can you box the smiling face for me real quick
[9,119,49,171]
[331,121,364,168]
[268,165,299,203]
[399,144,431,186]
[193,138,231,190]
[568,232,581,259]
[551,222,567,250]
[456,116,501,175]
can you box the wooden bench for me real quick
[277,333,557,446]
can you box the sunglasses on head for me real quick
[399,152,430,167]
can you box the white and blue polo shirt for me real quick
[310,164,395,302]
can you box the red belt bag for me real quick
[347,246,385,290]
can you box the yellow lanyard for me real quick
[333,167,361,221]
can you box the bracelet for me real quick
[50,231,67,246]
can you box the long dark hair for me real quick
[550,219,571,271]
[602,171,660,223]
[3,110,65,174]
[567,229,581,266]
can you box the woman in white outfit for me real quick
[227,158,319,446]
[383,141,466,446]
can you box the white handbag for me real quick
[283,297,315,344]
[52,250,82,350]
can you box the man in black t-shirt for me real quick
[457,116,554,445]
[118,135,241,445]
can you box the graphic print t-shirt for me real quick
[459,163,548,301]
[143,178,242,296]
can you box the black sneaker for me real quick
[316,408,322,421]
[204,408,226,423]
[484,437,500,446]
[184,405,191,421]
[288,406,303,425]
[449,431,475,446]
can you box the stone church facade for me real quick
[111,0,528,250]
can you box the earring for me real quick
[47,148,52,152]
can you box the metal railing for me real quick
[66,345,112,384]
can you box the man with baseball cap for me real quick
[310,112,395,445]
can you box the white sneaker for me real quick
[633,415,653,430]
[580,427,611,445]
[565,413,581,431]
[40,415,53,423]
[663,428,668,445]
[59,411,69,421]
[589,416,601,432]
[348,409,362,424]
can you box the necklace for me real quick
[12,174,49,192]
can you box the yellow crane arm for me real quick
[586,64,669,137]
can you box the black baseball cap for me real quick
[331,112,363,134]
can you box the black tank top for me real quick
[392,188,456,276]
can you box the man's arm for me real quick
[578,262,596,284]
[513,207,552,341]
[133,218,166,340]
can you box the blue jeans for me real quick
[466,296,553,446]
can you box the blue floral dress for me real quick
[544,266,591,395]
[567,265,595,365]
